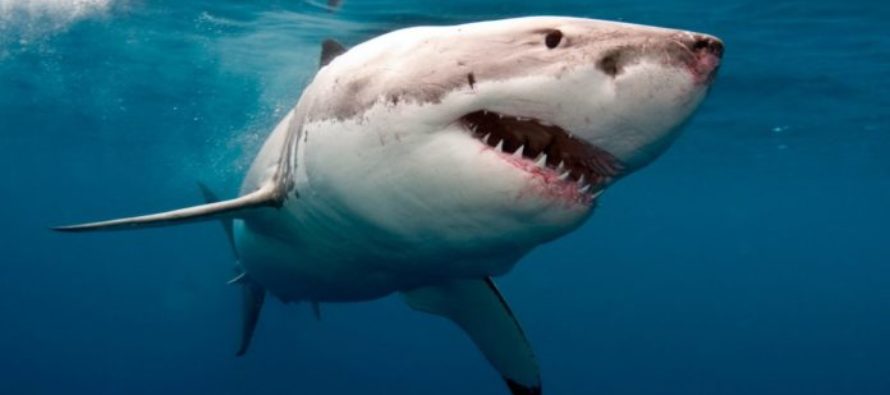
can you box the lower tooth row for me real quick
[482,135,596,194]
[512,145,524,158]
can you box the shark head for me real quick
[296,16,723,268]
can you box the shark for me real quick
[56,16,723,395]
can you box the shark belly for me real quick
[233,195,527,302]
[235,221,396,302]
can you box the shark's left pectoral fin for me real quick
[403,278,541,395]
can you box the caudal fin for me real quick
[235,278,266,357]
[53,183,281,232]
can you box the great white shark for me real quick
[56,16,723,394]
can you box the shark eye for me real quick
[544,30,563,49]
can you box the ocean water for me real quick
[1,0,888,394]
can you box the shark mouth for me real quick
[461,110,624,202]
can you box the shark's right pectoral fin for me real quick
[53,183,283,232]
[403,278,541,395]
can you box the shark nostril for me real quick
[597,50,623,77]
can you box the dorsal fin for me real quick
[319,38,347,68]
[53,183,281,232]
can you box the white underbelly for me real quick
[233,214,524,303]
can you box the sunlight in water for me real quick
[0,0,112,40]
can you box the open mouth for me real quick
[460,110,624,202]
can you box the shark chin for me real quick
[55,16,723,395]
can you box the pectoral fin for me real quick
[53,183,282,232]
[403,278,541,395]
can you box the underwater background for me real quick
[1,0,888,394]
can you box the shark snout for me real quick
[596,32,724,84]
[689,34,724,58]
[683,34,723,84]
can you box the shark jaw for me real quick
[461,109,623,207]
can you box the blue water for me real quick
[1,1,888,394]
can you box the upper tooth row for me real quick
[482,110,504,119]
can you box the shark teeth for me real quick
[590,189,604,199]
[226,272,247,285]
[512,144,524,158]
[461,109,624,203]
